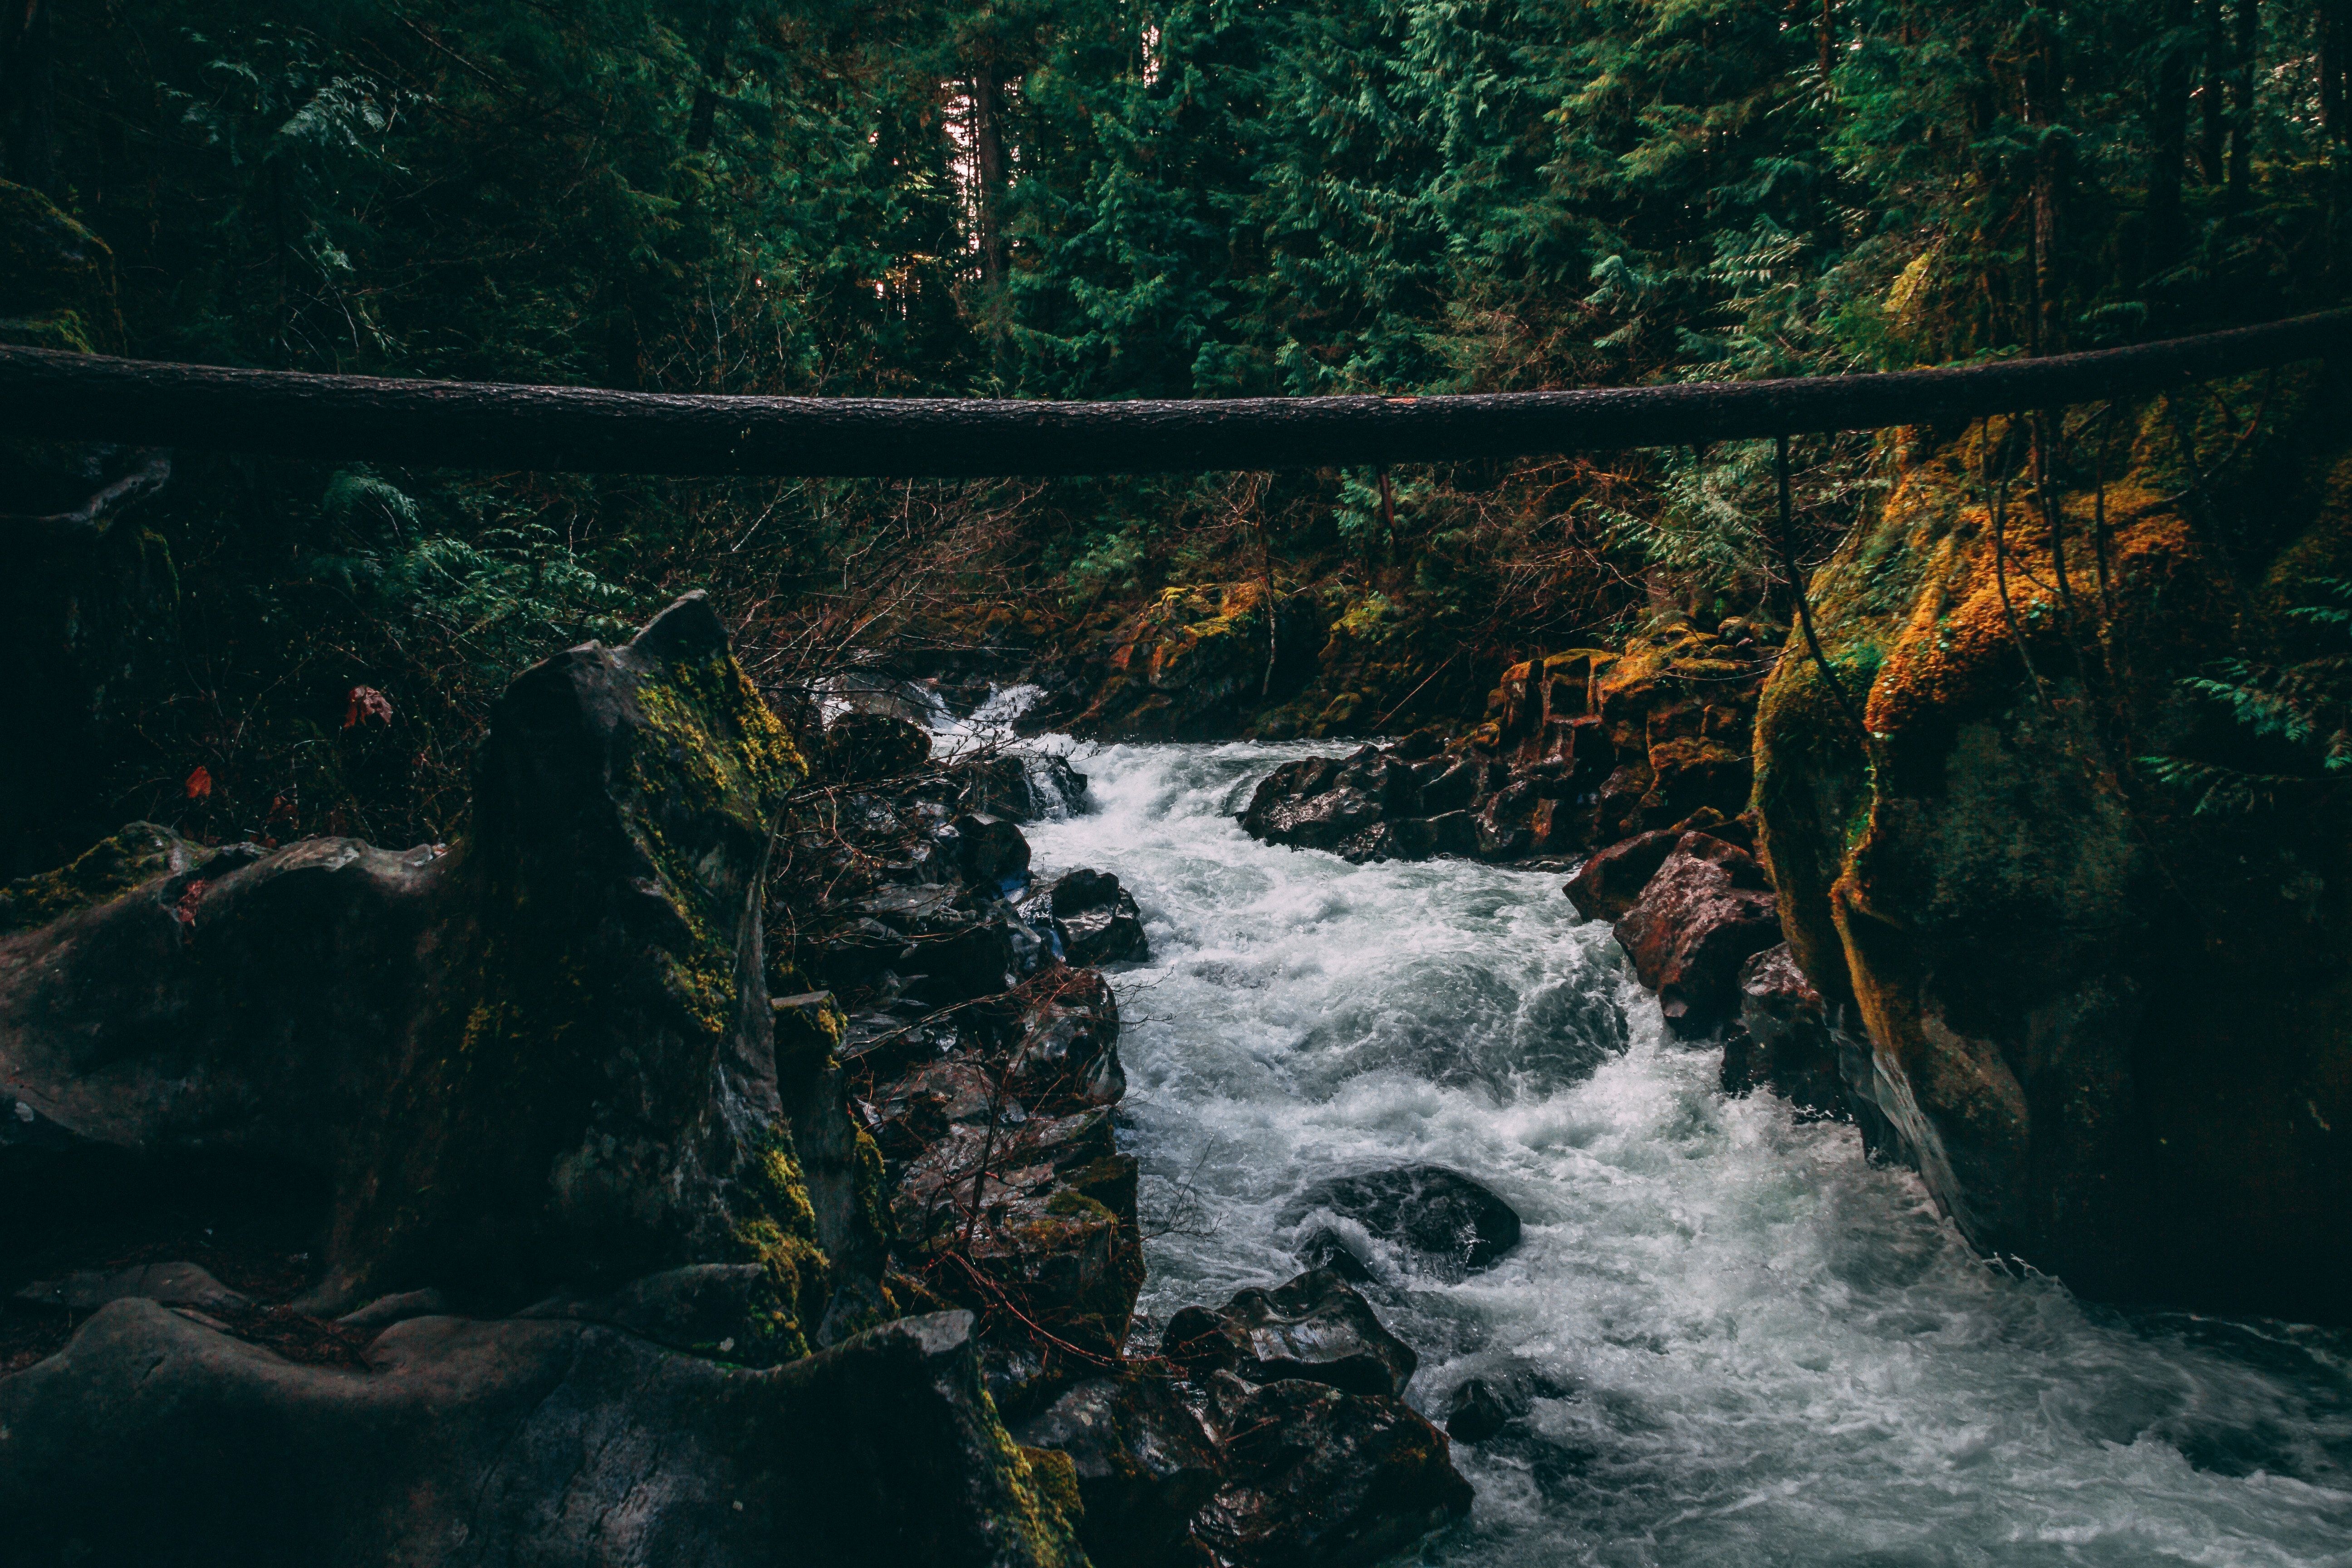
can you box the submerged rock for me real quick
[1442,1377,1509,1445]
[1293,1166,1521,1278]
[1161,1269,1417,1400]
[1612,832,1782,1038]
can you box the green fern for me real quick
[2144,583,2352,814]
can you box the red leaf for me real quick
[185,765,213,800]
[343,685,394,730]
[172,879,211,926]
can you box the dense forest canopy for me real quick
[1,0,2347,862]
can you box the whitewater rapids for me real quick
[1016,738,2352,1568]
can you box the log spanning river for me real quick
[1010,735,2352,1568]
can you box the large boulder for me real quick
[1563,827,1681,921]
[1612,832,1783,1037]
[1753,390,2352,1317]
[0,1302,1080,1568]
[0,596,1084,1562]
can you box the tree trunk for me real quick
[2198,0,2226,181]
[2225,0,2258,212]
[2327,0,2349,145]
[0,0,55,194]
[1,312,2346,478]
[2024,17,2064,353]
[2146,0,2195,274]
[970,60,1009,289]
[687,5,737,153]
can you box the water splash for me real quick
[1023,739,2352,1568]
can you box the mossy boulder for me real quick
[1753,382,2352,1317]
[0,178,125,354]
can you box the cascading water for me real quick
[1015,737,2352,1567]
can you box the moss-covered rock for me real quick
[1753,384,2352,1316]
[0,178,125,354]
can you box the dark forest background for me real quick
[1,0,2346,865]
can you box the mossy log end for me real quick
[2,309,2348,476]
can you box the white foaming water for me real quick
[1022,738,2352,1568]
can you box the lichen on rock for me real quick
[1752,382,2352,1316]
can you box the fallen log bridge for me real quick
[3,309,2348,477]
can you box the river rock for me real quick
[944,812,1034,890]
[1720,943,1844,1117]
[1190,1372,1473,1568]
[1442,1377,1509,1445]
[1239,753,1401,858]
[1025,868,1149,966]
[1012,1372,1224,1568]
[1003,969,1126,1111]
[1613,832,1783,1037]
[1293,1166,1521,1278]
[1563,827,1681,921]
[1161,1269,1416,1399]
[823,709,935,782]
[0,1302,1080,1567]
[892,1109,1146,1362]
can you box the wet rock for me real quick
[1722,943,1845,1116]
[1294,1228,1375,1283]
[954,750,1089,822]
[1013,1373,1223,1568]
[0,1302,1081,1568]
[824,709,935,783]
[901,906,1045,1003]
[1191,1373,1473,1568]
[1443,1377,1508,1445]
[1613,832,1784,1037]
[943,812,1034,890]
[1025,868,1149,966]
[1240,746,1430,863]
[894,1110,1146,1360]
[1563,828,1681,922]
[1293,1166,1521,1278]
[1004,969,1127,1111]
[1161,1269,1416,1400]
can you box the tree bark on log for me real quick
[0,310,2346,478]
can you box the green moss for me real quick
[0,179,126,353]
[0,823,188,932]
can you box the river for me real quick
[1013,737,2352,1568]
